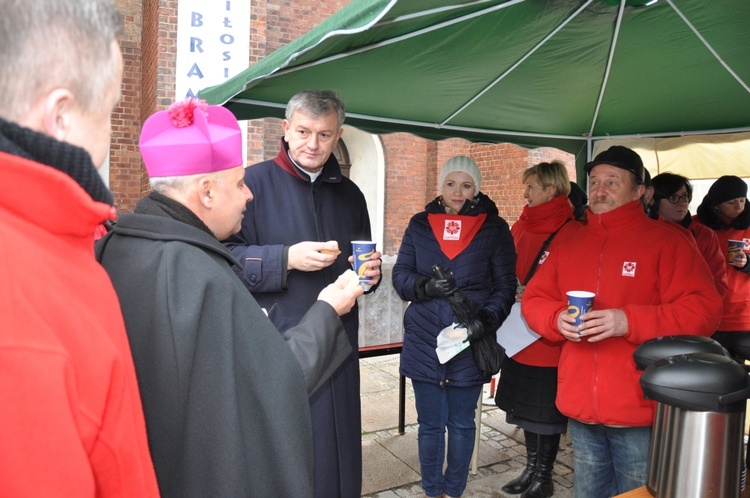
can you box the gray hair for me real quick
[285,90,346,128]
[0,0,123,121]
[149,171,223,195]
[149,176,193,195]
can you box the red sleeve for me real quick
[0,349,95,497]
[695,225,729,298]
[622,234,723,344]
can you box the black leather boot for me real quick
[521,433,560,498]
[502,430,538,494]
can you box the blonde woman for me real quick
[495,161,582,498]
[393,156,516,498]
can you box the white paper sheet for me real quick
[435,323,470,364]
[496,302,541,357]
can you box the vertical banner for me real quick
[175,0,250,100]
[175,0,251,163]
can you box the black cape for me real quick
[97,195,351,497]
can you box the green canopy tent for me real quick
[199,0,750,174]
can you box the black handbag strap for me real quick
[522,221,569,285]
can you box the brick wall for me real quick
[381,134,433,255]
[265,1,349,48]
[110,0,144,213]
[110,0,182,213]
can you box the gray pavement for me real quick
[360,354,574,497]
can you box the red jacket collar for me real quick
[0,151,112,238]
[587,200,649,231]
[515,195,574,234]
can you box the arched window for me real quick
[333,139,351,178]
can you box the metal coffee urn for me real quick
[640,352,750,498]
[633,335,728,496]
[731,332,750,492]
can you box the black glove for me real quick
[424,274,457,298]
[463,318,486,342]
[462,309,499,343]
[449,293,476,324]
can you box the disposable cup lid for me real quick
[567,291,595,298]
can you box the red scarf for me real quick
[428,213,487,260]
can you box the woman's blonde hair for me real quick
[522,160,571,197]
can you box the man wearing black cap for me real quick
[522,145,723,497]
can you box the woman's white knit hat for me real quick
[438,156,481,192]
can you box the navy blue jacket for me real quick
[393,193,516,386]
[225,140,373,498]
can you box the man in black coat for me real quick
[226,90,382,497]
[97,99,364,497]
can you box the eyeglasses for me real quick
[667,193,691,204]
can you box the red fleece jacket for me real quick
[0,152,158,497]
[522,201,722,426]
[693,217,750,331]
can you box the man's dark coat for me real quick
[227,141,375,498]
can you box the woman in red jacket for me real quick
[695,175,750,356]
[495,161,581,498]
[651,173,727,298]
